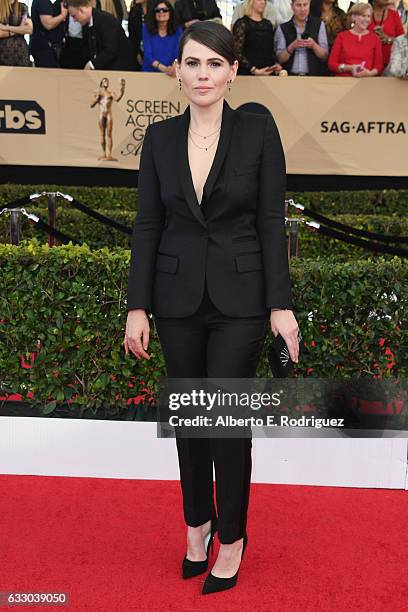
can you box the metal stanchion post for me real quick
[9,209,21,245]
[287,219,299,259]
[47,193,57,247]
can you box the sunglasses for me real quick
[155,7,170,12]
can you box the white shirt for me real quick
[68,15,82,38]
[272,0,293,26]
[230,0,293,27]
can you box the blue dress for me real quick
[141,24,183,71]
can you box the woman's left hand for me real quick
[270,310,300,363]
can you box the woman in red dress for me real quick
[328,2,383,76]
[368,0,404,69]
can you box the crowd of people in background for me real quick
[0,0,407,76]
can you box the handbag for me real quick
[267,331,303,378]
[386,34,408,78]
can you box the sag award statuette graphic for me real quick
[90,77,126,162]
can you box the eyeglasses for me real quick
[155,7,170,12]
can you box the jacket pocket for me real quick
[235,251,263,273]
[233,162,259,176]
[156,252,179,274]
[232,235,257,243]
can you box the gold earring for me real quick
[227,80,231,91]
[179,79,182,91]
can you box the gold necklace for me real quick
[188,130,219,151]
[189,125,221,139]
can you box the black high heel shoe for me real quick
[182,517,218,579]
[202,533,248,595]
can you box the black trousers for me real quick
[60,38,88,69]
[154,283,269,543]
[31,44,59,68]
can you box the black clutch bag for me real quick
[267,332,302,378]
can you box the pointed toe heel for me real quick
[182,517,218,579]
[182,555,209,579]
[202,533,248,595]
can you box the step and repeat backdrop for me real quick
[0,67,407,176]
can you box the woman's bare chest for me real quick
[188,136,219,206]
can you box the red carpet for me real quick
[0,475,407,611]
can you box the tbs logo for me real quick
[0,100,46,134]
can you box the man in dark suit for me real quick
[67,0,133,70]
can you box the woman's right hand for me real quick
[124,309,151,360]
[287,40,301,54]
[350,64,365,77]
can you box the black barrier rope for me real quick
[307,220,408,257]
[34,218,79,245]
[2,194,407,256]
[1,191,133,237]
[0,207,78,244]
[59,193,132,236]
[1,195,36,209]
[288,200,408,245]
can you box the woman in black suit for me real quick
[125,21,299,595]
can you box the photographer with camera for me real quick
[274,0,329,75]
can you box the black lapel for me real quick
[177,99,235,229]
[203,100,235,204]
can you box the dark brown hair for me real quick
[177,21,237,65]
[145,0,179,36]
[66,0,91,7]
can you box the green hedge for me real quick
[293,214,408,259]
[1,244,406,416]
[2,211,407,260]
[0,208,134,249]
[1,183,408,215]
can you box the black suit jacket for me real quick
[127,100,293,318]
[174,0,222,23]
[83,9,133,71]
